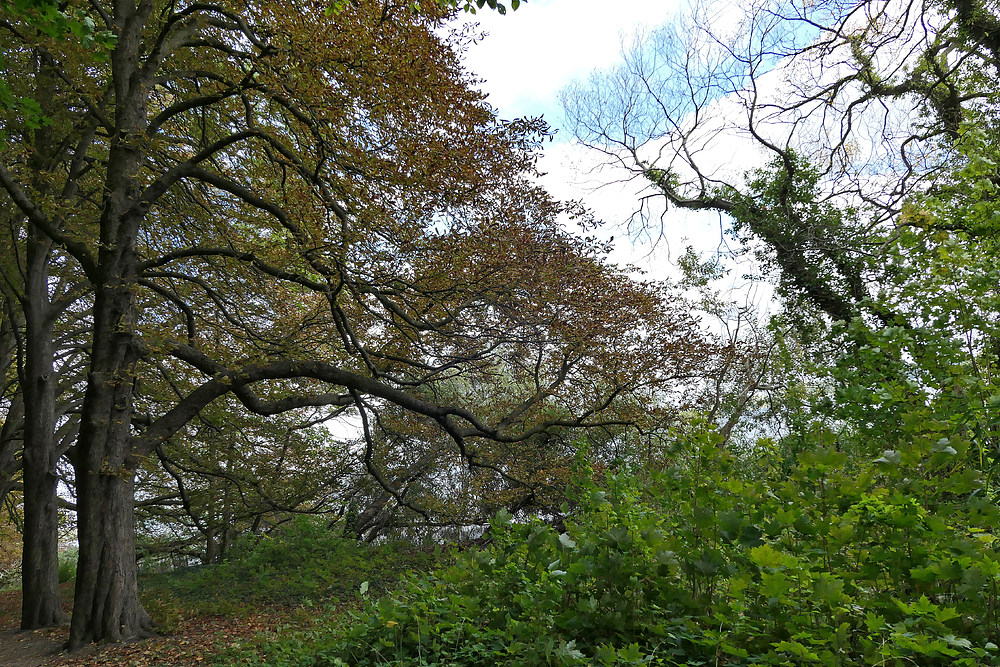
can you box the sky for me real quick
[454,1,685,271]
[451,0,769,305]
[457,0,683,123]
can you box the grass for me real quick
[142,517,443,618]
[0,517,451,666]
[138,518,449,663]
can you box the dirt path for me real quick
[0,588,78,667]
[0,590,121,667]
[0,627,71,666]
[0,588,295,666]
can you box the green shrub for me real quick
[0,559,19,592]
[249,425,1000,666]
[57,548,77,583]
[0,548,76,590]
[144,589,186,634]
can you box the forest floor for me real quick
[0,527,440,666]
[0,586,296,666]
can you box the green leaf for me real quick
[873,449,901,465]
[811,574,846,604]
[943,635,973,650]
[618,643,644,662]
[749,543,786,568]
[558,533,577,550]
[932,438,958,456]
[491,509,513,528]
[865,611,886,632]
[557,639,585,660]
[595,644,617,665]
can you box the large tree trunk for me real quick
[67,2,155,648]
[68,286,152,648]
[20,230,69,629]
[15,38,85,629]
[70,459,150,647]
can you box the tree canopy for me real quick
[6,0,1000,659]
[0,0,720,649]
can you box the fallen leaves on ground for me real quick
[0,589,301,667]
[57,607,290,666]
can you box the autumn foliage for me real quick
[0,0,725,649]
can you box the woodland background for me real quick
[2,0,1000,664]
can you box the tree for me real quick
[0,48,89,628]
[137,398,357,563]
[563,0,1000,469]
[1,0,716,648]
[0,273,22,511]
[564,0,1000,325]
[0,0,115,136]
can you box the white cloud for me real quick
[535,141,757,284]
[456,0,682,121]
[455,0,777,313]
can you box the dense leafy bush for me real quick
[237,424,1000,666]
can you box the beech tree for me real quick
[137,398,356,563]
[333,232,719,540]
[0,78,88,628]
[0,275,21,510]
[1,0,718,649]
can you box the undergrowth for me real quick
[141,516,442,634]
[214,424,1000,666]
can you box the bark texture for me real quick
[20,230,68,629]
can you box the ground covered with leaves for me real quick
[0,580,312,667]
[0,523,439,666]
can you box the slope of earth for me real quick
[0,586,73,667]
[0,588,295,667]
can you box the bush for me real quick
[253,426,1000,666]
[0,559,20,592]
[57,548,77,583]
[0,548,76,590]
